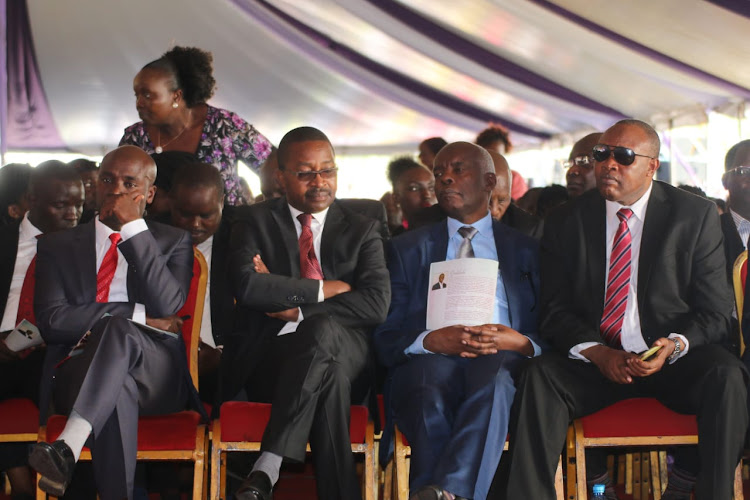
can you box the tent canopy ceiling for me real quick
[19,0,750,155]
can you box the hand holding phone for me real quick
[640,345,662,361]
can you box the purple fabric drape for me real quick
[705,0,750,19]
[1,0,7,159]
[528,0,750,99]
[236,0,552,140]
[4,0,64,152]
[366,0,625,118]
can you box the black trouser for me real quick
[490,345,748,500]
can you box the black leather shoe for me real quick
[28,440,75,497]
[234,470,273,500]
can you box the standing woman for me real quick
[120,46,273,205]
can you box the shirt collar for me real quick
[730,209,750,228]
[20,212,43,242]
[95,216,118,249]
[604,182,653,223]
[287,203,330,226]
[196,236,213,255]
[446,210,493,239]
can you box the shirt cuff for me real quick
[132,303,146,324]
[667,333,689,363]
[568,341,603,362]
[119,219,148,241]
[317,281,324,302]
[404,330,434,356]
[524,335,542,357]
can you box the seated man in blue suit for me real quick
[374,142,542,500]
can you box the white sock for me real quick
[57,410,92,462]
[251,451,282,486]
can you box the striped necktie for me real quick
[96,233,122,303]
[600,208,634,347]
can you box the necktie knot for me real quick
[458,226,478,240]
[109,233,122,245]
[617,208,633,223]
[297,213,312,228]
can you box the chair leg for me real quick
[554,456,564,500]
[625,453,633,495]
[210,422,222,500]
[633,453,642,500]
[650,450,661,500]
[566,425,576,500]
[383,459,393,500]
[734,461,744,500]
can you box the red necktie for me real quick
[96,233,122,303]
[600,208,634,347]
[16,255,37,325]
[297,213,324,280]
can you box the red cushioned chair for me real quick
[391,425,565,500]
[210,401,376,500]
[36,248,210,500]
[734,250,747,357]
[569,397,744,500]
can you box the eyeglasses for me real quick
[725,166,750,176]
[592,144,656,166]
[287,168,338,182]
[563,155,593,170]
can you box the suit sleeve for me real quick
[299,220,391,328]
[373,239,424,368]
[231,218,321,311]
[117,227,193,318]
[676,204,732,348]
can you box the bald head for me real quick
[433,141,497,223]
[96,146,158,230]
[487,150,513,220]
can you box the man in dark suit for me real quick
[565,132,601,198]
[721,140,750,281]
[0,161,83,498]
[431,273,447,290]
[375,142,541,500]
[169,161,235,405]
[490,120,747,500]
[29,146,195,500]
[226,127,390,500]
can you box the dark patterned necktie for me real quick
[600,208,634,347]
[297,213,324,279]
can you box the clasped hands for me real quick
[252,254,351,322]
[424,324,534,358]
[582,337,676,384]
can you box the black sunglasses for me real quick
[592,144,655,166]
[725,166,750,177]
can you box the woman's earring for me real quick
[172,102,178,109]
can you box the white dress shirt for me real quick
[570,183,689,362]
[196,237,216,348]
[277,204,327,335]
[94,217,148,323]
[0,214,43,331]
[730,209,750,251]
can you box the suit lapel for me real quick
[426,220,449,268]
[638,183,671,307]
[78,222,98,303]
[320,202,347,279]
[584,194,607,316]
[0,224,20,310]
[271,198,301,277]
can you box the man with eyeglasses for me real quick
[721,140,750,283]
[490,119,747,500]
[227,126,390,500]
[565,132,601,198]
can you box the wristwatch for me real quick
[667,337,683,362]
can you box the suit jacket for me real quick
[205,212,236,347]
[374,218,542,369]
[0,222,21,317]
[223,197,391,399]
[540,181,732,355]
[34,219,194,415]
[720,211,745,282]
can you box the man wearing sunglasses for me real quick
[491,119,747,500]
[565,132,601,198]
[227,126,390,500]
